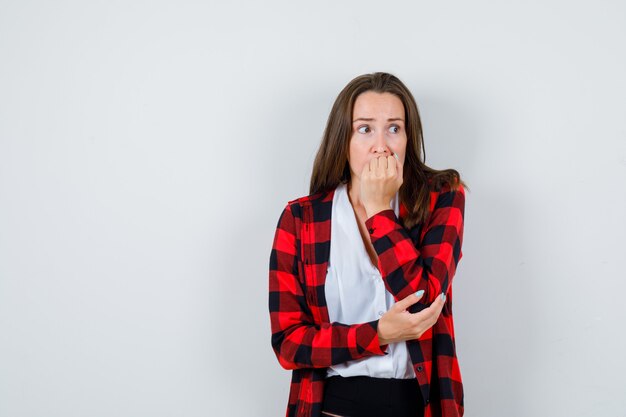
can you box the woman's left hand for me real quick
[360,153,403,218]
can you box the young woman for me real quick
[269,72,467,417]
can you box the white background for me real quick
[1,1,625,416]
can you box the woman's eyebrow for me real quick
[352,117,405,122]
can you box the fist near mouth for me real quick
[360,153,403,218]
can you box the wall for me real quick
[1,1,625,416]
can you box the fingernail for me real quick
[440,292,446,302]
[415,290,424,297]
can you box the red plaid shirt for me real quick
[269,182,466,417]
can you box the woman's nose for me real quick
[374,146,388,154]
[373,134,390,154]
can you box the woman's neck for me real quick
[347,179,365,211]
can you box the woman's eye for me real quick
[357,126,370,134]
[389,125,400,134]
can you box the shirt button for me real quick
[417,365,423,372]
[378,311,384,317]
[368,228,375,234]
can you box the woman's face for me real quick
[348,91,407,182]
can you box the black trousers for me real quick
[321,375,424,417]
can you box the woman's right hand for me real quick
[377,290,446,345]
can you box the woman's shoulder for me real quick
[427,180,466,214]
[277,187,337,226]
[286,187,336,208]
[429,180,466,196]
[426,173,466,196]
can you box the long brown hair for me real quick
[309,72,468,229]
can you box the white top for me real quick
[325,182,415,379]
